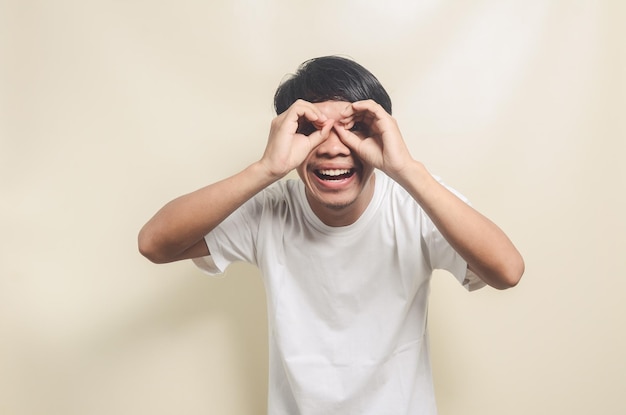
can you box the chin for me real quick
[319,197,359,211]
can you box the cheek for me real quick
[296,149,317,178]
[295,163,307,181]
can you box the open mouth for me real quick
[314,168,355,181]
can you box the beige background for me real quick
[1,0,625,414]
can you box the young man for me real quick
[138,56,524,414]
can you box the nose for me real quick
[315,126,350,157]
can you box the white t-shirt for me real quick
[193,171,482,415]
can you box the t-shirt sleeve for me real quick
[423,224,486,291]
[192,195,261,276]
[423,218,467,283]
[421,180,486,292]
[462,268,487,291]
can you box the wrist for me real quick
[251,159,286,185]
[388,158,425,182]
[391,160,437,202]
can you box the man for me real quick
[138,56,524,414]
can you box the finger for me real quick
[333,122,362,151]
[307,119,333,147]
[350,100,389,123]
[280,103,327,136]
[290,99,328,123]
[339,101,378,124]
[348,100,395,136]
[342,103,376,127]
[338,115,355,130]
[339,102,356,118]
[297,112,332,136]
[350,99,386,115]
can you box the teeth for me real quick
[318,169,351,176]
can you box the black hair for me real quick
[273,56,392,115]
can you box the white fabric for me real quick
[193,171,477,415]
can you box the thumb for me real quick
[334,123,361,151]
[307,119,333,148]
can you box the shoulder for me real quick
[242,178,306,219]
[376,171,417,208]
[260,178,304,205]
[376,171,469,230]
[379,170,468,206]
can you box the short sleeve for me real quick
[192,255,223,276]
[191,195,262,276]
[462,268,487,291]
[422,178,486,291]
[423,220,469,286]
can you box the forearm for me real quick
[138,161,278,263]
[395,161,524,289]
[139,101,333,264]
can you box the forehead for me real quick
[313,100,350,118]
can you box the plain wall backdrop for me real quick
[1,0,625,414]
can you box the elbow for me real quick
[475,253,525,290]
[470,251,525,290]
[508,253,525,287]
[137,227,170,264]
[495,255,525,290]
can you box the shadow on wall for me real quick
[73,263,269,413]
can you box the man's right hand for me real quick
[259,100,333,179]
[139,100,332,264]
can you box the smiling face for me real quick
[296,101,376,227]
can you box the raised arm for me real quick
[138,163,275,263]
[335,100,524,289]
[138,100,333,264]
[393,162,524,289]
